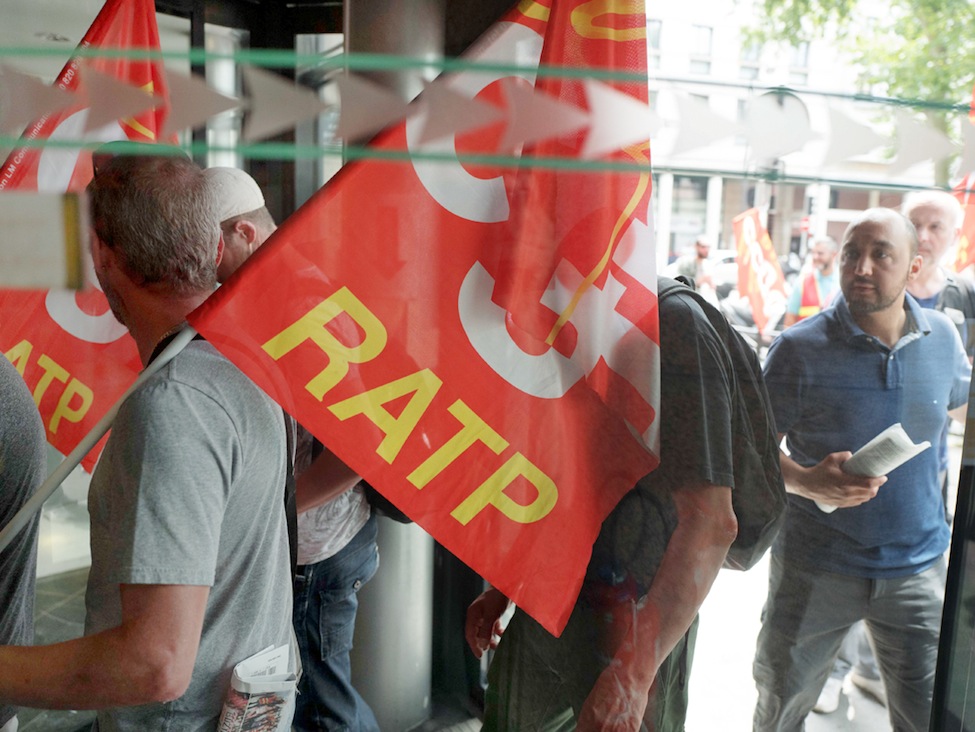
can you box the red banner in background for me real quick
[733,207,787,334]
[0,0,166,470]
[190,0,657,635]
[953,173,975,274]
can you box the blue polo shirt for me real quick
[764,293,970,577]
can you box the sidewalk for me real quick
[685,554,891,732]
[686,430,964,731]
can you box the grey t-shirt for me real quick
[0,356,46,728]
[85,341,293,731]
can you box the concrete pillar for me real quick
[705,175,723,246]
[344,3,444,729]
[351,519,434,731]
[345,0,445,102]
[811,183,831,238]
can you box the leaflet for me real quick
[816,422,930,513]
[216,643,297,732]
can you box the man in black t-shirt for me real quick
[465,289,738,731]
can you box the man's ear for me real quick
[237,220,260,253]
[216,232,225,267]
[908,253,923,281]
[90,228,111,271]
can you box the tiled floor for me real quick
[11,563,896,732]
[19,567,95,732]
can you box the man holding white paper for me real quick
[752,208,970,732]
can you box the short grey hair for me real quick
[88,154,219,295]
[901,189,964,229]
[811,235,838,252]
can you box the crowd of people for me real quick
[0,152,971,732]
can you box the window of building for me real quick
[689,24,712,75]
[789,41,810,85]
[646,18,662,71]
[736,97,749,145]
[739,42,761,80]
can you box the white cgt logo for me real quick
[407,20,657,449]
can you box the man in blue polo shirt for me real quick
[752,207,970,732]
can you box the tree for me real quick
[749,0,975,184]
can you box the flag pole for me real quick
[0,326,198,555]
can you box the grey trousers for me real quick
[828,620,879,681]
[752,553,946,732]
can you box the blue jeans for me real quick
[293,513,380,732]
[753,553,945,732]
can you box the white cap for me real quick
[204,167,265,223]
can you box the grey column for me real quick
[344,3,444,729]
[352,518,434,731]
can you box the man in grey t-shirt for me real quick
[0,154,294,731]
[0,356,46,732]
[205,166,379,731]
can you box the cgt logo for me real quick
[405,18,658,446]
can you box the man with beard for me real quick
[751,208,970,732]
[783,236,840,327]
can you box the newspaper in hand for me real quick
[817,422,931,513]
[216,644,297,732]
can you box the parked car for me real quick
[664,248,800,301]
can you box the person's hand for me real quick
[465,588,510,658]
[791,451,886,508]
[576,660,650,732]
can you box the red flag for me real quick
[733,208,787,334]
[953,173,975,273]
[190,0,657,635]
[0,0,167,470]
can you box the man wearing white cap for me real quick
[204,167,381,732]
[205,167,278,282]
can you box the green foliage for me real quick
[749,0,975,182]
[754,0,975,101]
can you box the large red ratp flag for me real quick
[190,0,658,635]
[734,207,787,334]
[953,174,975,273]
[0,0,167,470]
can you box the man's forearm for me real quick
[295,446,361,513]
[779,450,811,498]
[779,444,885,507]
[614,483,737,687]
[0,583,207,711]
[0,631,181,710]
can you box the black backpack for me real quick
[657,276,786,570]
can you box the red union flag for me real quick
[733,207,787,334]
[0,0,166,470]
[190,0,657,635]
[953,173,975,273]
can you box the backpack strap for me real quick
[283,411,298,580]
[657,276,739,385]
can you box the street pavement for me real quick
[686,431,966,731]
[685,554,891,731]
